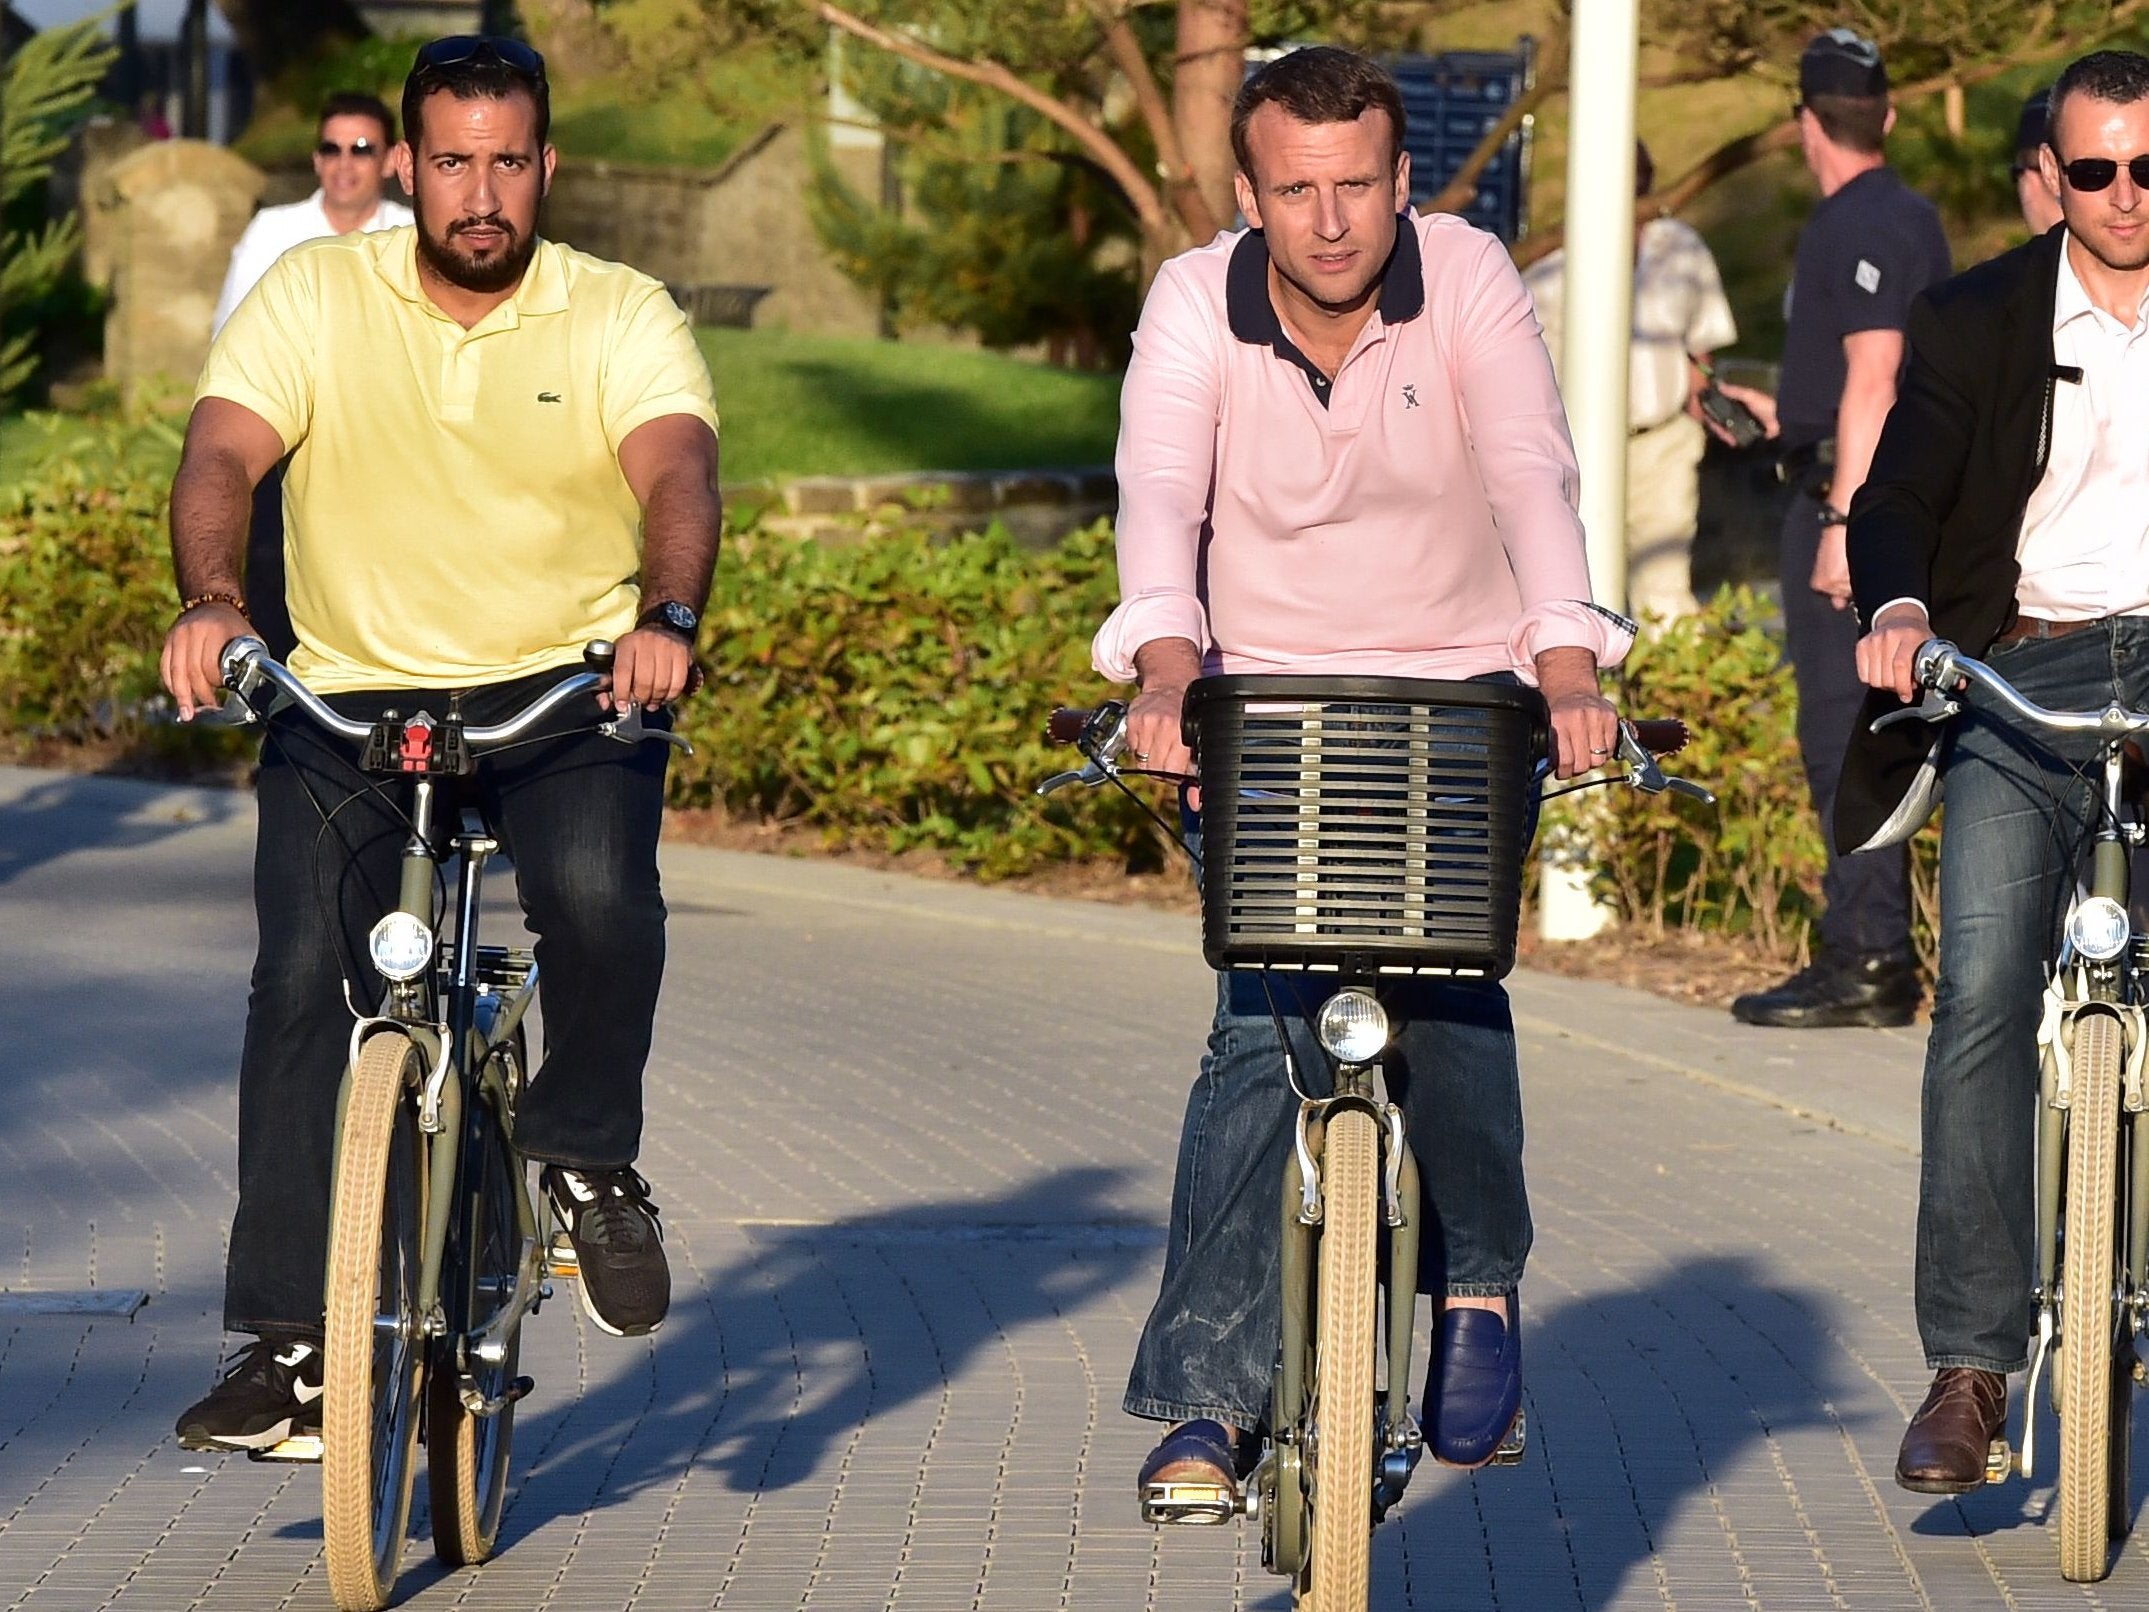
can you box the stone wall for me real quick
[259,124,885,335]
[89,141,263,398]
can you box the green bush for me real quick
[1586,588,1938,967]
[679,518,1159,878]
[0,409,244,766]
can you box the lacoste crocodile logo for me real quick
[537,390,562,403]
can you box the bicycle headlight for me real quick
[1316,989,1390,1065]
[2068,896,2131,964]
[368,911,436,982]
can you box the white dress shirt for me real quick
[210,189,414,337]
[2012,244,2149,619]
[1523,217,1739,431]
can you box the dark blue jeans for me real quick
[1125,772,1535,1428]
[223,670,670,1335]
[1916,619,2149,1372]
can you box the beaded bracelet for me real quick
[177,590,248,620]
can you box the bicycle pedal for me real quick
[1141,1481,1238,1526]
[1491,1412,1528,1466]
[1986,1438,2011,1483]
[546,1232,579,1280]
[247,1434,324,1464]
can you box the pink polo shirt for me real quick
[1092,212,1633,685]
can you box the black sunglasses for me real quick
[412,35,546,81]
[2058,153,2149,192]
[315,138,381,159]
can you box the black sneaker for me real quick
[1730,948,1920,1028]
[541,1166,670,1337]
[174,1335,324,1451]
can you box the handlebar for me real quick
[1038,700,1710,804]
[1876,638,2149,744]
[215,636,692,756]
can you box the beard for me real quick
[414,205,537,294]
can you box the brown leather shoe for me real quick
[1895,1368,2009,1493]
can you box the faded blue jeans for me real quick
[1125,795,1535,1429]
[1917,619,2149,1373]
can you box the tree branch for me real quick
[814,112,1123,189]
[815,0,1172,236]
[1089,1,1221,240]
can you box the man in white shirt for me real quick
[1524,144,1738,621]
[1847,48,2149,1494]
[212,93,414,335]
[213,93,412,655]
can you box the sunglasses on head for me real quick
[315,138,380,159]
[412,35,546,81]
[2058,153,2149,192]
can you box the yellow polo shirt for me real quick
[196,227,719,692]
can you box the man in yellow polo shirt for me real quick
[160,36,721,1452]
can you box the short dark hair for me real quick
[1801,92,1888,154]
[402,49,550,153]
[319,91,394,145]
[1231,46,1407,184]
[2048,50,2149,152]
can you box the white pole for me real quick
[1539,0,1639,944]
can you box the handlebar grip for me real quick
[584,639,616,673]
[1046,707,1093,745]
[1628,719,1689,757]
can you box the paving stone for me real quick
[4,763,2147,1609]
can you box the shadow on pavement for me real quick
[480,1166,1152,1549]
[0,768,243,887]
[1257,1253,1862,1611]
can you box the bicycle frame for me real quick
[334,773,546,1424]
[2020,733,2149,1478]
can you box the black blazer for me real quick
[1837,225,2066,853]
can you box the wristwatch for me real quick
[1815,502,1850,530]
[637,600,699,640]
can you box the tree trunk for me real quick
[210,0,370,82]
[1173,0,1246,235]
[1944,82,1965,137]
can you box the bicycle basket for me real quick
[1185,676,1546,978]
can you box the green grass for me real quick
[2,330,1122,495]
[697,328,1121,485]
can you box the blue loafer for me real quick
[1425,1294,1521,1468]
[1136,1418,1249,1525]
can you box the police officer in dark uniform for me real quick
[1713,29,1952,1028]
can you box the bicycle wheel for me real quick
[428,1043,525,1568]
[1304,1108,1379,1612]
[2059,1009,2123,1582]
[323,1034,427,1612]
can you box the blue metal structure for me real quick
[1390,40,1536,243]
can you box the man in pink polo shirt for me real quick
[1099,46,1633,1515]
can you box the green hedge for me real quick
[0,440,1930,960]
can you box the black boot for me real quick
[1730,948,1919,1028]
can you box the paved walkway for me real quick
[1,762,2145,1610]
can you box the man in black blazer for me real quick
[1847,48,2149,1492]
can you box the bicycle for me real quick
[1042,675,1707,1612]
[211,635,687,1611]
[1881,639,2149,1582]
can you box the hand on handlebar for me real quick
[1855,601,1933,705]
[607,626,696,713]
[1125,681,1195,784]
[162,603,253,721]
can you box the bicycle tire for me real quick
[427,1042,523,1569]
[323,1034,427,1612]
[1305,1108,1379,1612]
[2059,1009,2123,1583]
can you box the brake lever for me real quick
[601,704,695,755]
[1036,702,1133,795]
[1616,723,1717,806]
[1869,687,1960,734]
